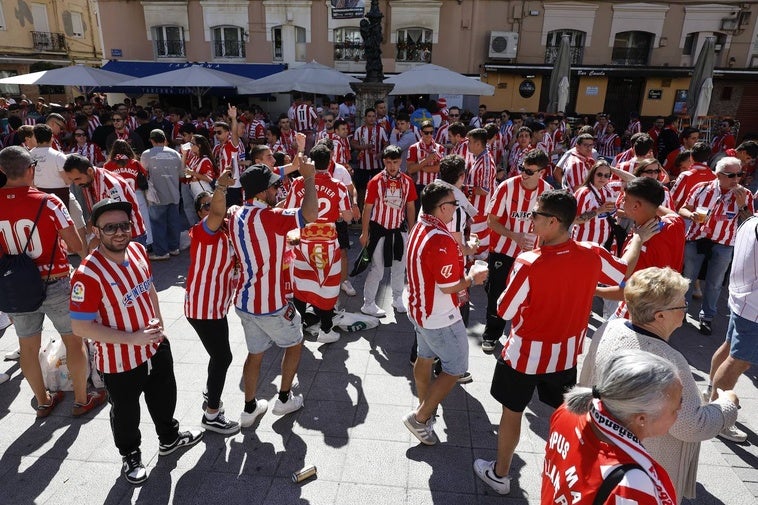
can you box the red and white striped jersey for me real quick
[507,144,535,177]
[500,123,514,146]
[670,165,716,210]
[169,121,183,145]
[487,176,551,257]
[228,201,305,314]
[70,143,105,165]
[315,129,330,142]
[488,132,505,167]
[613,147,635,167]
[497,240,626,374]
[597,133,621,159]
[329,132,351,166]
[536,134,554,158]
[80,167,147,238]
[292,104,318,132]
[246,120,266,143]
[213,139,240,183]
[561,151,595,192]
[0,186,73,278]
[685,181,754,246]
[365,171,417,229]
[711,133,735,155]
[69,242,159,373]
[103,159,148,190]
[86,116,101,137]
[126,115,138,132]
[407,139,445,186]
[353,124,388,171]
[434,122,450,148]
[376,115,392,135]
[280,128,299,159]
[188,155,217,180]
[626,119,641,136]
[616,158,640,179]
[572,185,614,245]
[467,149,496,215]
[184,220,237,319]
[406,215,463,329]
[453,139,469,161]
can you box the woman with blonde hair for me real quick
[580,266,741,502]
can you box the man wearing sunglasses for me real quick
[211,104,242,206]
[679,157,754,335]
[434,106,461,151]
[407,120,445,200]
[70,198,203,485]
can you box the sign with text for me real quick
[647,89,663,100]
[331,0,365,19]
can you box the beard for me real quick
[100,236,129,253]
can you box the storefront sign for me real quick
[577,70,606,76]
[519,79,536,98]
[648,89,663,100]
[585,86,599,96]
[111,49,122,58]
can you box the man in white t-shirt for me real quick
[30,123,69,205]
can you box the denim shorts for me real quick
[726,311,758,365]
[9,277,73,338]
[236,303,303,354]
[410,317,469,376]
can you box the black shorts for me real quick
[336,220,350,250]
[490,359,576,412]
[354,168,381,190]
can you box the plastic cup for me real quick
[524,233,538,250]
[470,259,489,276]
[695,206,709,223]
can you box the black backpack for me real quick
[593,463,643,505]
[0,197,57,313]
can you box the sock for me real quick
[492,465,505,479]
[244,399,258,414]
[204,410,219,420]
[278,390,290,403]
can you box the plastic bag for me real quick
[38,338,84,392]
[332,310,380,332]
[87,340,105,389]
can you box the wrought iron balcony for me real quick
[155,39,185,58]
[213,40,245,58]
[334,41,364,62]
[544,46,584,65]
[32,31,66,52]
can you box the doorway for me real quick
[603,77,644,127]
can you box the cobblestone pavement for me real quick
[0,231,755,504]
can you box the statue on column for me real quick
[360,0,384,83]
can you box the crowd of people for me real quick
[0,91,755,503]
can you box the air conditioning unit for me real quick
[489,31,518,59]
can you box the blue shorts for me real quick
[9,278,73,338]
[410,317,468,376]
[726,311,758,365]
[236,303,303,354]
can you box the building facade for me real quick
[94,0,758,134]
[0,0,103,100]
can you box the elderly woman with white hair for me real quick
[544,349,681,504]
[678,156,754,336]
[580,267,741,502]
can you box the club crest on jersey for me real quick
[71,281,85,303]
[440,264,453,279]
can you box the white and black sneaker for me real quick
[122,450,147,485]
[201,413,240,435]
[158,430,204,456]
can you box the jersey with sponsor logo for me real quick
[406,216,463,329]
[353,124,388,171]
[69,242,159,373]
[80,167,146,238]
[487,176,552,257]
[184,219,237,319]
[685,180,754,245]
[365,171,417,230]
[670,165,716,211]
[246,119,266,142]
[407,140,445,186]
[573,184,614,245]
[229,201,305,314]
[0,186,73,277]
[497,240,626,374]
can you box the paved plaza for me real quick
[0,230,756,505]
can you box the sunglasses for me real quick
[422,130,434,135]
[595,172,611,178]
[113,119,124,122]
[641,168,661,175]
[99,221,132,235]
[531,209,561,221]
[718,171,744,178]
[437,200,459,208]
[75,133,86,137]
[518,165,540,176]
[199,203,211,210]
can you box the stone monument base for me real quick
[350,82,395,127]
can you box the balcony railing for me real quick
[214,40,245,58]
[155,39,185,58]
[611,47,650,66]
[544,46,584,65]
[396,42,432,63]
[334,41,365,62]
[32,31,66,52]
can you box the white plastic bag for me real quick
[38,338,86,392]
[332,310,380,332]
[87,340,105,389]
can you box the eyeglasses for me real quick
[595,172,611,178]
[437,200,459,208]
[530,209,561,222]
[422,130,434,135]
[660,301,688,312]
[29,160,38,168]
[99,221,132,235]
[718,171,744,179]
[75,133,86,137]
[199,203,211,211]
[518,165,540,176]
[641,168,661,175]
[214,130,225,135]
[449,114,460,118]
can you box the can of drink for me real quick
[292,465,317,483]
[148,318,160,327]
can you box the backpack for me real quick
[593,463,643,505]
[0,197,57,313]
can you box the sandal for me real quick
[36,390,65,418]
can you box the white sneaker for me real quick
[0,372,9,384]
[0,312,11,331]
[4,348,19,361]
[392,299,407,313]
[473,459,511,494]
[272,392,304,416]
[316,328,340,344]
[340,280,357,296]
[239,399,268,428]
[361,302,386,318]
[718,425,748,443]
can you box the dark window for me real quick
[611,31,653,66]
[396,28,432,63]
[545,30,585,65]
[334,27,364,62]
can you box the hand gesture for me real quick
[634,218,661,243]
[295,132,307,153]
[733,186,747,208]
[298,155,315,178]
[217,169,235,188]
[227,103,237,119]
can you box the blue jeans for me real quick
[149,203,181,256]
[683,240,734,321]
